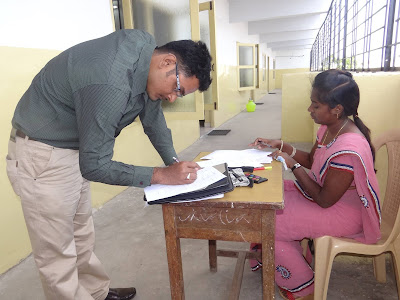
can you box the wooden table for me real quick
[162,152,284,299]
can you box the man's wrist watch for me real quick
[291,163,301,172]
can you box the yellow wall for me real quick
[281,71,400,202]
[0,46,200,273]
[282,71,400,142]
[1,47,62,273]
[256,62,270,99]
[354,72,400,137]
[281,72,316,142]
[210,64,271,128]
[269,69,276,91]
[275,68,309,89]
[346,73,400,202]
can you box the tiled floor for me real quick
[0,91,398,299]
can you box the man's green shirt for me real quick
[12,29,177,187]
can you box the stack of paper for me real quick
[198,149,272,168]
[144,166,227,202]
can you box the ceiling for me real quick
[228,0,333,52]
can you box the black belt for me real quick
[15,129,38,141]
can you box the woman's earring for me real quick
[336,113,339,119]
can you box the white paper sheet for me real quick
[239,149,273,163]
[201,150,240,160]
[200,149,272,165]
[144,166,226,202]
[197,158,263,168]
[176,193,224,203]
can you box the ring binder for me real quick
[145,163,234,204]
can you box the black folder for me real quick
[145,163,234,205]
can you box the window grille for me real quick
[310,0,399,71]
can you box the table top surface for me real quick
[165,152,284,210]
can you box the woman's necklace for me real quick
[322,119,349,145]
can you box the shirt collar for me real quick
[135,43,156,104]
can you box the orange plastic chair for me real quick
[313,128,400,300]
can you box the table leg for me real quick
[209,240,217,272]
[162,205,185,300]
[228,251,247,300]
[261,210,276,299]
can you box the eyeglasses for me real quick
[173,63,183,98]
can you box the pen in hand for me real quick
[257,141,272,147]
[172,156,201,171]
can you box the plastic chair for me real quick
[313,128,400,300]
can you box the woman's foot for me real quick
[249,243,262,271]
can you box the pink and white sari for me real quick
[251,125,381,297]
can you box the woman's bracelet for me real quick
[290,146,297,158]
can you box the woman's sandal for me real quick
[250,243,262,271]
[278,287,296,300]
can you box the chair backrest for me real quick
[373,128,400,237]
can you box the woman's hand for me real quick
[269,150,296,169]
[248,138,281,150]
[272,151,354,209]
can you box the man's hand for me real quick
[151,161,201,185]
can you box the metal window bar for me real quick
[349,1,356,70]
[342,0,349,70]
[384,0,397,69]
[311,0,398,71]
[382,0,390,70]
[365,0,373,70]
[393,3,400,67]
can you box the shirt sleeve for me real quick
[139,98,177,166]
[329,155,355,174]
[73,84,154,187]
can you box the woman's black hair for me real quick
[312,69,375,161]
[155,40,212,92]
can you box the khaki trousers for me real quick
[6,135,110,300]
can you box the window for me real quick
[112,0,124,30]
[255,44,260,88]
[262,54,267,82]
[237,43,258,90]
[311,0,399,71]
[393,0,400,68]
[273,59,276,79]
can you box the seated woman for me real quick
[249,69,381,300]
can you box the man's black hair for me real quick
[156,40,212,92]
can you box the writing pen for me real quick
[172,156,180,163]
[257,141,272,147]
